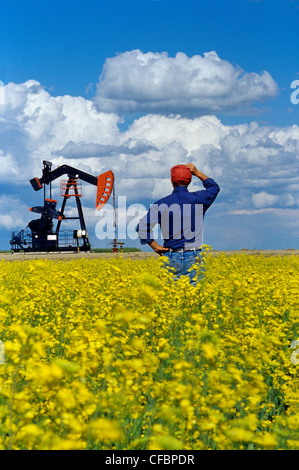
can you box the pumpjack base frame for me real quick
[10,228,90,253]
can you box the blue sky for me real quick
[0,0,298,251]
[1,0,298,123]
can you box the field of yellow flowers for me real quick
[0,250,298,450]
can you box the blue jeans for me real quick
[163,249,204,285]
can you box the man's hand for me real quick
[185,163,198,174]
[149,240,169,256]
[186,163,208,181]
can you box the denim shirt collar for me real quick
[172,186,188,193]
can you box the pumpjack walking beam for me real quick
[30,160,114,210]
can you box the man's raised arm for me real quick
[186,163,220,206]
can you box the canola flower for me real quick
[0,250,298,450]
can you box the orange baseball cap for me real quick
[171,165,192,185]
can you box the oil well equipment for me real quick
[10,160,114,253]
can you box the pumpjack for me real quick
[10,160,114,252]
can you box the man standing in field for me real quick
[137,163,220,284]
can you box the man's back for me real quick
[138,177,220,250]
[137,163,220,284]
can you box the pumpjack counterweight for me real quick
[10,160,114,253]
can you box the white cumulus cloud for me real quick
[0,195,30,230]
[0,80,123,179]
[94,50,279,115]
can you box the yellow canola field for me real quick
[0,251,299,450]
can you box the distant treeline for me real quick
[91,247,142,253]
[1,248,142,254]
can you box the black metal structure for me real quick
[10,160,114,253]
